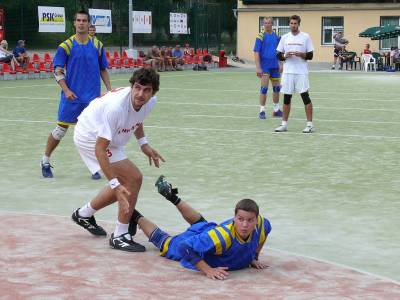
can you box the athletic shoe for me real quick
[109,233,146,252]
[331,65,335,70]
[91,172,101,180]
[155,175,180,204]
[41,162,53,178]
[275,124,288,132]
[259,111,266,119]
[71,208,107,236]
[302,125,314,133]
[272,109,283,118]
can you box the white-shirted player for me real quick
[72,68,165,252]
[275,15,315,133]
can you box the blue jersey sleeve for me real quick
[99,45,108,70]
[253,34,263,53]
[53,46,67,68]
[178,231,216,266]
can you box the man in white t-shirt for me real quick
[275,15,315,133]
[72,68,165,252]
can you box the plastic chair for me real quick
[361,54,376,72]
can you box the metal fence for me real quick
[1,0,236,54]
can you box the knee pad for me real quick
[300,92,312,105]
[149,227,170,250]
[272,86,281,93]
[52,125,68,140]
[283,94,292,105]
[260,86,268,95]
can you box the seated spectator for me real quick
[146,46,164,72]
[363,43,372,55]
[0,40,19,71]
[338,48,356,71]
[183,43,193,62]
[172,45,184,70]
[13,40,30,69]
[160,46,172,71]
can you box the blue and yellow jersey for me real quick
[253,31,280,69]
[161,215,271,271]
[53,35,108,104]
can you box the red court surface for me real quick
[1,212,399,300]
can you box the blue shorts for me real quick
[261,67,280,81]
[57,100,89,125]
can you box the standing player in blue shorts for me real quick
[254,17,283,119]
[40,10,111,179]
[129,176,271,280]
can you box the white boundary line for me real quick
[1,209,399,286]
[0,118,399,139]
[1,95,399,103]
[184,114,400,125]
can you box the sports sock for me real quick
[42,155,50,164]
[259,106,265,113]
[307,121,313,127]
[114,222,130,238]
[273,103,280,112]
[281,121,288,127]
[78,202,96,218]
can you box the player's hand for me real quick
[204,267,229,280]
[65,89,77,100]
[285,52,294,58]
[114,184,131,214]
[256,67,263,78]
[141,144,165,168]
[250,260,269,269]
[294,51,305,58]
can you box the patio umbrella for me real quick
[359,26,381,38]
[371,24,400,40]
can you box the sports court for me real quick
[1,69,399,299]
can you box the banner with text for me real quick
[170,13,188,34]
[38,6,65,32]
[89,9,112,33]
[132,11,152,34]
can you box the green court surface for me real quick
[0,69,399,282]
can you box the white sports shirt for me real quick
[75,87,157,147]
[277,31,314,75]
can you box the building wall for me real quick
[237,2,400,62]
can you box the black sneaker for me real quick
[155,175,180,205]
[109,233,146,252]
[71,208,107,236]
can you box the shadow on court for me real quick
[1,212,399,299]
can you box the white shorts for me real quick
[281,73,310,94]
[74,131,127,175]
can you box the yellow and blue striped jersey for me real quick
[253,31,280,69]
[161,215,271,271]
[53,35,108,104]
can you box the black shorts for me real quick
[334,48,340,57]
[0,55,13,64]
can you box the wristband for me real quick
[109,178,120,189]
[138,136,148,146]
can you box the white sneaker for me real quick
[275,124,288,132]
[302,125,314,133]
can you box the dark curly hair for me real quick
[129,67,160,94]
[235,199,259,217]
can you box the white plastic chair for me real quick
[361,54,376,72]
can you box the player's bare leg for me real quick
[258,74,269,119]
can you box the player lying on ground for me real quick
[129,176,272,280]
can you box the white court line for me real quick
[0,209,399,286]
[0,118,399,139]
[184,114,400,125]
[0,81,398,96]
[1,95,399,103]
